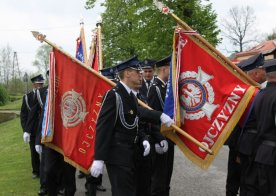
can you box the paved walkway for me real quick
[75,146,228,196]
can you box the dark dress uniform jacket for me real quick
[20,89,36,133]
[148,77,166,112]
[254,82,276,165]
[139,80,149,99]
[26,86,48,142]
[94,82,161,168]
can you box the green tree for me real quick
[85,0,220,66]
[266,28,276,40]
[0,84,8,106]
[33,44,51,78]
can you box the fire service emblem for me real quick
[61,90,88,128]
[179,66,219,122]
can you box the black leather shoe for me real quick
[78,171,86,179]
[38,189,47,195]
[96,185,106,192]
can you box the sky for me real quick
[0,0,275,74]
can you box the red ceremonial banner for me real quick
[163,29,258,169]
[45,48,112,172]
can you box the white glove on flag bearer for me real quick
[35,145,42,154]
[160,113,174,127]
[155,143,164,154]
[160,140,168,153]
[23,132,30,143]
[90,160,104,178]
[143,140,151,156]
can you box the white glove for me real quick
[160,113,174,127]
[90,160,104,178]
[143,140,151,156]
[23,132,30,143]
[155,143,164,154]
[160,140,168,153]
[35,145,42,154]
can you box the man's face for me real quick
[163,66,170,82]
[142,68,154,81]
[247,68,266,84]
[32,83,44,89]
[126,69,143,90]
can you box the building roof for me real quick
[236,39,276,58]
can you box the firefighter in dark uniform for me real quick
[20,74,44,179]
[90,56,174,196]
[139,59,156,99]
[148,55,173,196]
[26,83,49,195]
[30,72,75,196]
[236,53,266,196]
[224,125,242,196]
[134,60,168,196]
[253,59,276,196]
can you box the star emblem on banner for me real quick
[179,66,219,122]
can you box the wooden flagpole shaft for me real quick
[168,12,258,87]
[31,31,113,86]
[96,20,103,70]
[31,31,213,155]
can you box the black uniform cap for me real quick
[100,67,116,79]
[115,56,142,72]
[264,59,276,73]
[140,59,156,69]
[30,74,44,84]
[238,53,264,71]
[156,55,171,68]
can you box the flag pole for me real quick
[87,30,96,67]
[80,18,88,64]
[96,17,103,70]
[31,31,213,155]
[32,31,111,85]
[153,0,259,87]
[137,100,213,154]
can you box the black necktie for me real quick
[130,91,135,100]
[146,80,151,89]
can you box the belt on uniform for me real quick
[263,140,276,147]
[114,132,138,144]
[246,129,257,134]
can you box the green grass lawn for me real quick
[0,99,22,110]
[0,118,39,195]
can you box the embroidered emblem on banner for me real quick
[61,90,88,128]
[179,66,219,121]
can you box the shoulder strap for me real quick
[36,89,43,108]
[24,94,31,111]
[155,86,164,110]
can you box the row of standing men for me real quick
[225,53,276,196]
[20,54,176,196]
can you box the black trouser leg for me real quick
[151,151,168,196]
[39,145,47,190]
[106,164,136,196]
[226,147,241,196]
[165,141,174,196]
[63,162,76,196]
[86,175,101,196]
[44,148,63,196]
[29,136,40,175]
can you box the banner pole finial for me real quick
[31,31,46,43]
